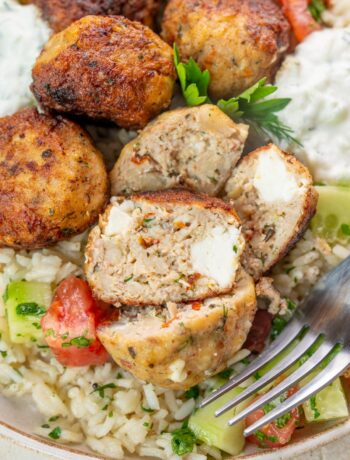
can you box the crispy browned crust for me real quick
[31,15,176,129]
[162,0,290,98]
[130,188,241,221]
[0,108,109,249]
[29,0,162,32]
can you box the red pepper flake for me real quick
[139,236,159,248]
[131,153,153,165]
[174,221,187,229]
[191,302,202,311]
[162,316,178,328]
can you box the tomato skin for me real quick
[41,276,111,366]
[279,0,322,42]
[245,387,300,448]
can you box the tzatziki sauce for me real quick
[274,28,350,184]
[0,0,50,117]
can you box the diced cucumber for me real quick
[189,386,253,455]
[5,281,52,344]
[303,378,349,422]
[311,185,350,243]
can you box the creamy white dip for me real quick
[274,28,350,184]
[0,0,50,117]
[323,0,350,28]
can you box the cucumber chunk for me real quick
[5,281,52,344]
[189,386,253,455]
[303,378,349,422]
[311,185,350,243]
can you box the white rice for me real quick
[0,226,347,458]
[322,0,350,27]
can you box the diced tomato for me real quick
[279,0,322,42]
[41,276,113,366]
[245,387,300,448]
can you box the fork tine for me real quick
[214,330,319,417]
[226,341,333,426]
[199,318,303,408]
[243,348,350,437]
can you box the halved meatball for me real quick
[97,268,256,389]
[85,189,245,305]
[162,0,290,99]
[0,108,109,249]
[110,104,249,196]
[28,0,162,32]
[224,144,318,279]
[31,15,176,129]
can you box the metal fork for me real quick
[200,255,350,436]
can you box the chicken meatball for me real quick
[0,108,109,249]
[162,0,290,99]
[97,269,256,390]
[29,0,161,32]
[85,189,245,305]
[31,15,176,129]
[224,144,318,279]
[110,104,249,197]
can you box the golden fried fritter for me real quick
[162,0,290,99]
[29,0,162,32]
[31,15,176,129]
[0,108,109,249]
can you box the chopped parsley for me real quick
[48,415,59,422]
[341,223,350,236]
[48,426,61,440]
[276,412,292,428]
[217,367,234,380]
[124,275,133,283]
[41,424,50,429]
[271,316,288,340]
[233,244,238,253]
[308,0,326,22]
[141,405,155,413]
[0,351,7,358]
[91,383,117,398]
[16,302,46,317]
[171,426,196,455]
[184,385,200,400]
[310,396,321,419]
[61,336,92,348]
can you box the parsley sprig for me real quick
[173,47,299,145]
[217,78,300,145]
[308,0,326,23]
[174,44,210,107]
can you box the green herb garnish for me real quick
[124,275,133,283]
[16,302,46,317]
[218,78,300,145]
[48,415,59,422]
[141,405,155,413]
[310,396,321,419]
[217,367,234,380]
[341,223,350,236]
[61,336,92,349]
[276,412,292,428]
[171,426,196,455]
[308,0,326,22]
[174,43,210,107]
[91,383,117,398]
[48,426,61,440]
[0,351,7,358]
[271,316,288,340]
[184,385,200,400]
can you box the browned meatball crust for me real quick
[162,0,290,99]
[0,108,109,249]
[28,0,162,32]
[31,15,176,129]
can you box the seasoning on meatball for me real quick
[31,15,176,129]
[28,0,162,32]
[162,0,290,99]
[0,108,109,249]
